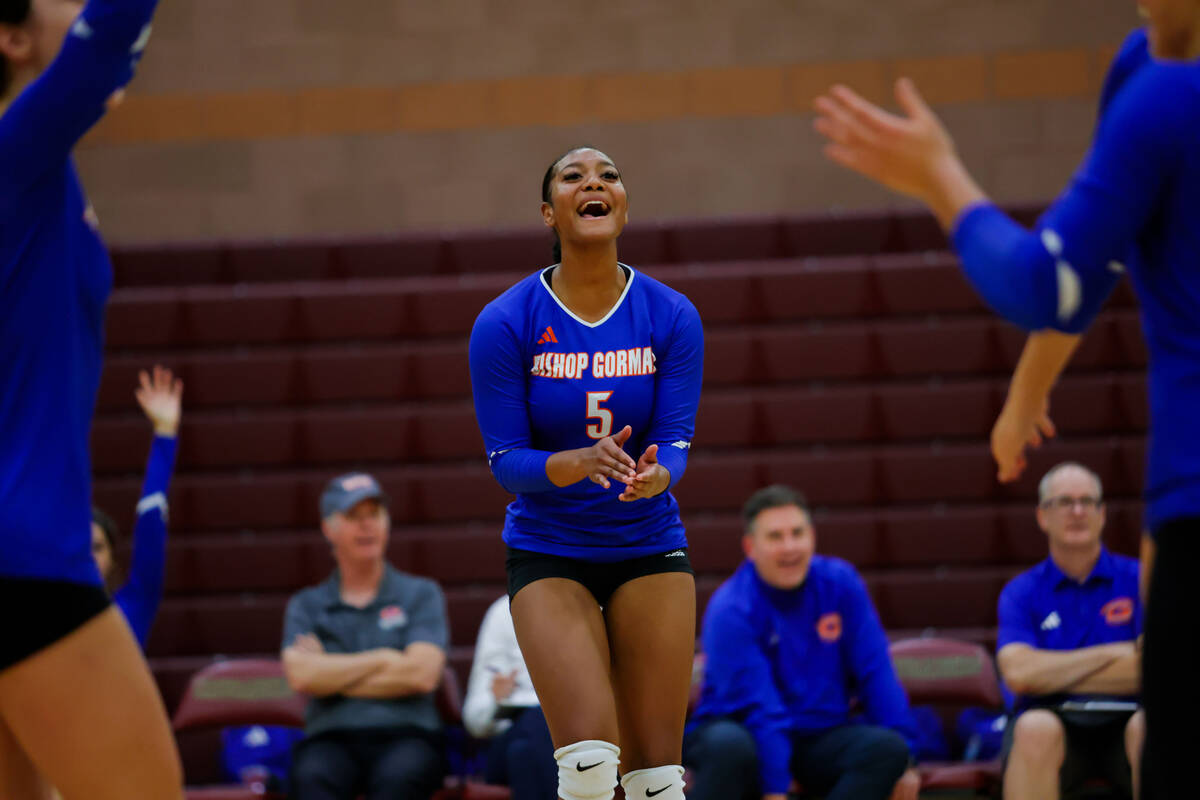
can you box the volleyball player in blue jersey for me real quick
[814,4,1199,796]
[469,147,704,800]
[0,1,181,797]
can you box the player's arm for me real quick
[620,298,704,501]
[991,330,1081,482]
[469,307,636,492]
[814,69,1183,333]
[113,366,182,646]
[0,0,159,200]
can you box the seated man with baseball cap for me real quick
[282,472,450,800]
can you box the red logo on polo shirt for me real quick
[1101,597,1134,626]
[817,613,843,643]
[379,605,408,630]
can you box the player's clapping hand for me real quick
[813,79,959,203]
[991,399,1056,483]
[135,364,183,437]
[584,425,638,489]
[618,443,670,502]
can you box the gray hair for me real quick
[1038,462,1103,504]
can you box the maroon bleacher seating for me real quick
[97,211,1147,749]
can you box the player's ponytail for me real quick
[0,0,32,97]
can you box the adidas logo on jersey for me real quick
[1040,611,1061,631]
[537,326,558,345]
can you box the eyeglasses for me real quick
[1040,495,1103,511]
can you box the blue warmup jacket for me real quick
[690,558,919,794]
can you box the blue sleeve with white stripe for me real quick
[469,306,557,494]
[644,298,703,489]
[0,0,157,203]
[952,65,1190,333]
[114,434,177,647]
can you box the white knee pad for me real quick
[554,739,621,800]
[621,764,686,800]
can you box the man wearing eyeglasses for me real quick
[995,462,1145,800]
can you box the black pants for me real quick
[289,729,444,800]
[1141,518,1200,800]
[483,707,557,800]
[683,719,909,800]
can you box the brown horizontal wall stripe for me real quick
[85,45,1115,147]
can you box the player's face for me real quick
[1138,0,1200,59]
[743,505,816,591]
[91,521,113,581]
[1036,467,1106,552]
[323,498,390,565]
[541,148,629,254]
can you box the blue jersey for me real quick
[469,265,703,562]
[952,38,1200,532]
[996,548,1141,711]
[0,0,156,584]
[115,434,177,647]
[690,558,919,794]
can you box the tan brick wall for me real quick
[75,0,1139,244]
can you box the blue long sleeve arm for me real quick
[952,65,1190,333]
[0,0,158,205]
[644,299,703,490]
[469,308,557,494]
[701,603,794,794]
[114,434,176,647]
[841,574,920,756]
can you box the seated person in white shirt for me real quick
[463,595,555,800]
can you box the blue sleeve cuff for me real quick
[490,448,556,494]
[654,443,689,490]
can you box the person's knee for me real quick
[854,727,910,783]
[555,739,620,800]
[689,720,758,774]
[1009,710,1066,769]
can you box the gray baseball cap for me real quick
[320,472,389,518]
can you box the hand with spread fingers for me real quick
[135,364,184,437]
[618,443,670,502]
[814,79,986,229]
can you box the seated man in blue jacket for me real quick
[685,485,920,800]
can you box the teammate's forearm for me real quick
[1005,331,1082,414]
[923,155,988,232]
[998,643,1127,696]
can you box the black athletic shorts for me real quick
[1002,707,1136,798]
[0,577,111,671]
[506,546,694,607]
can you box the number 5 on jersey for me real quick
[586,391,614,439]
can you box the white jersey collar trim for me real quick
[539,263,636,329]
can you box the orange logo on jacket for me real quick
[1101,597,1134,626]
[817,613,843,642]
